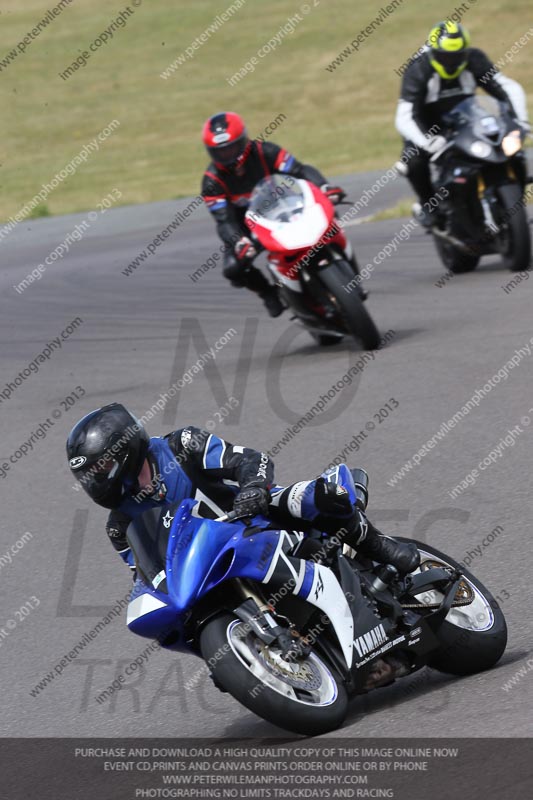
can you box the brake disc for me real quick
[251,636,323,691]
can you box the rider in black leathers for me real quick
[395,21,530,225]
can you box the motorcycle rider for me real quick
[66,403,419,580]
[395,21,530,225]
[201,112,364,316]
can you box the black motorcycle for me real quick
[428,97,531,273]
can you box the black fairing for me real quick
[323,551,448,688]
[126,502,182,592]
[433,100,526,246]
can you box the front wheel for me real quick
[318,260,380,349]
[397,538,507,675]
[495,183,531,271]
[311,332,344,346]
[433,235,480,274]
[200,613,348,735]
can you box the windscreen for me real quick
[248,175,305,223]
[444,96,503,138]
[126,504,182,592]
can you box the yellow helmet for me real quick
[428,21,471,79]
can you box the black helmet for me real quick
[66,403,149,508]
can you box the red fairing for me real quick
[245,177,357,325]
[245,216,280,253]
[247,183,337,253]
[325,221,347,251]
[308,181,336,223]
[271,218,347,278]
[246,182,345,272]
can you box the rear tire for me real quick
[397,538,507,675]
[318,260,381,350]
[496,183,531,271]
[200,613,348,735]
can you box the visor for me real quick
[432,49,468,72]
[207,134,248,166]
[91,458,121,482]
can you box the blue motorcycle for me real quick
[126,470,507,734]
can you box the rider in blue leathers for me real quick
[66,403,419,576]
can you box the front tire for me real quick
[496,183,531,271]
[200,613,348,735]
[311,332,344,346]
[433,235,480,274]
[397,539,507,675]
[318,260,380,350]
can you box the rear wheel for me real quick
[397,539,507,675]
[318,260,380,350]
[495,183,531,271]
[200,613,348,735]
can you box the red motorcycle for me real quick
[245,175,380,349]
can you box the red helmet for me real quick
[202,112,250,167]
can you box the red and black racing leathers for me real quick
[201,140,327,291]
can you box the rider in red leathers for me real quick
[201,112,348,316]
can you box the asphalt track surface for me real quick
[1,166,533,740]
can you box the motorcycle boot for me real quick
[241,265,284,317]
[344,513,420,574]
[261,286,285,317]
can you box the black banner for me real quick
[2,738,532,799]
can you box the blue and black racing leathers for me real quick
[106,426,364,573]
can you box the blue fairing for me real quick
[126,464,358,651]
[167,502,282,607]
[127,500,284,651]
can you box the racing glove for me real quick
[516,120,531,135]
[321,184,346,204]
[234,236,258,262]
[233,487,270,517]
[424,135,447,155]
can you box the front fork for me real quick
[233,579,307,657]
[477,174,499,233]
[477,157,527,234]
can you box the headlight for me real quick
[470,140,493,158]
[502,130,523,157]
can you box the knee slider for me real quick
[314,477,353,517]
